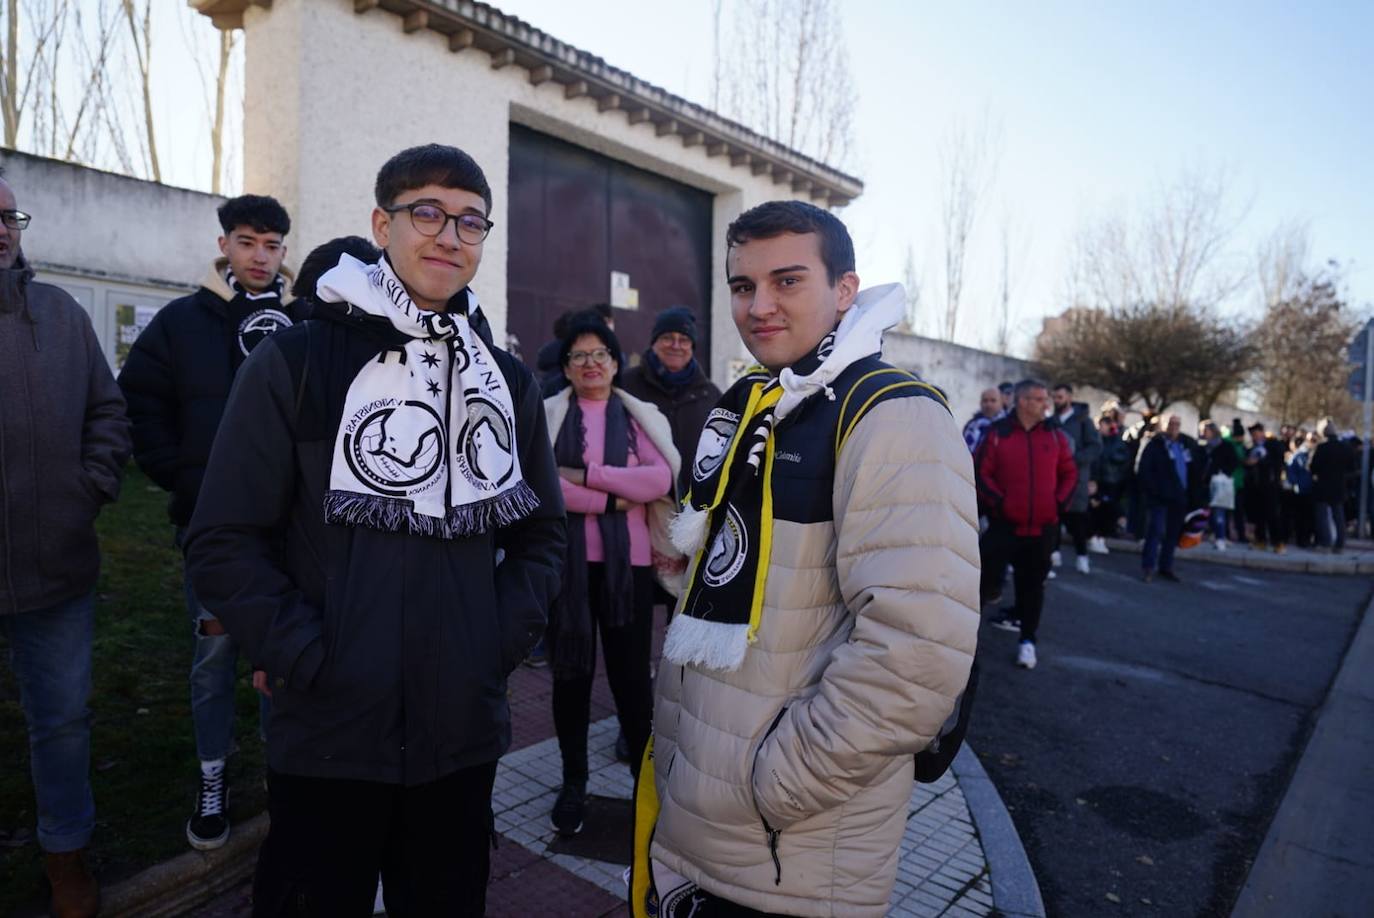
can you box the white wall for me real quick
[238,0,810,387]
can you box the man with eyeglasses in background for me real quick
[0,168,130,917]
[118,193,300,854]
[185,144,565,915]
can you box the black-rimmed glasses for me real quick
[384,202,492,244]
[1,210,31,230]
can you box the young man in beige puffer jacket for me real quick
[642,201,980,917]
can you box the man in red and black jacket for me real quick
[975,379,1077,670]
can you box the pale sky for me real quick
[154,0,1373,355]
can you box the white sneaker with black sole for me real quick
[1088,536,1110,555]
[186,762,230,850]
[1017,641,1038,669]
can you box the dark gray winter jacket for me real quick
[0,256,130,616]
[1049,401,1102,514]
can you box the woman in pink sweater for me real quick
[545,318,674,839]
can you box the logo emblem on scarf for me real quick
[343,399,444,496]
[702,505,748,588]
[455,394,515,488]
[693,409,740,482]
[237,308,293,356]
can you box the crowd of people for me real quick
[1,147,981,918]
[963,378,1367,670]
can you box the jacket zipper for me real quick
[751,706,788,885]
[1026,426,1035,527]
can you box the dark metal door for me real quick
[506,124,713,371]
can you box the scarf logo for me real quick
[693,409,740,483]
[702,505,748,588]
[343,398,445,496]
[237,308,293,356]
[454,392,515,488]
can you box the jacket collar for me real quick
[198,256,298,313]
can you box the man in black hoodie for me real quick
[119,194,302,852]
[186,145,565,915]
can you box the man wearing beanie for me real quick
[620,306,721,498]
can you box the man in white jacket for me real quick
[636,201,980,917]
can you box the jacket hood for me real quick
[0,252,34,315]
[199,256,297,308]
[776,282,905,420]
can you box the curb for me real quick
[1229,591,1374,916]
[1103,538,1374,576]
[97,812,267,917]
[953,744,1046,918]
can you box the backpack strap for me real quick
[834,367,951,462]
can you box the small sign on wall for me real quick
[610,270,639,310]
[115,302,159,369]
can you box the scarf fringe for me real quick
[662,614,749,671]
[668,505,710,556]
[324,480,540,540]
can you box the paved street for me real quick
[968,549,1372,917]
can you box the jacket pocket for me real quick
[749,705,789,886]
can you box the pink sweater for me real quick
[559,398,673,566]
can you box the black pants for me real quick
[659,886,788,917]
[1063,510,1090,554]
[980,520,1055,643]
[1091,483,1124,537]
[551,564,654,782]
[253,761,498,917]
[1290,492,1316,547]
[1231,491,1248,543]
[1248,486,1284,545]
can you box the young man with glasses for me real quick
[0,169,130,917]
[185,144,565,915]
[119,194,300,852]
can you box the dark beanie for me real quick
[652,306,697,345]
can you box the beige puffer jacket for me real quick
[650,388,980,916]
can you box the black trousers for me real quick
[980,520,1056,643]
[253,761,498,917]
[1248,486,1285,545]
[551,563,654,782]
[1063,510,1091,554]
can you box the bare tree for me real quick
[712,0,856,167]
[120,0,157,181]
[1256,220,1310,308]
[992,208,1027,355]
[0,0,69,148]
[936,115,1000,343]
[901,244,921,333]
[1067,165,1246,314]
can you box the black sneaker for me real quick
[550,781,586,837]
[187,766,230,850]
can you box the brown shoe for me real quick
[45,849,99,918]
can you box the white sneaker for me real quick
[1051,550,1063,568]
[1016,641,1037,669]
[1088,536,1110,555]
[374,879,386,915]
[1046,569,1057,580]
[1076,555,1091,574]
[1216,539,1228,551]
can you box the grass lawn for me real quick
[0,467,268,915]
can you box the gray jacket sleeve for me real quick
[80,310,131,503]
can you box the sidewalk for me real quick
[1230,588,1374,916]
[1103,537,1374,575]
[106,627,1042,917]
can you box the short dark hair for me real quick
[552,308,576,340]
[218,194,290,236]
[726,200,855,285]
[374,144,492,213]
[1014,378,1047,400]
[292,235,381,300]
[1053,382,1074,394]
[559,317,623,380]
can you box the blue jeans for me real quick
[0,593,96,852]
[1210,507,1228,541]
[186,576,270,762]
[1142,503,1185,573]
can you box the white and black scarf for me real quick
[315,253,538,539]
[663,284,907,671]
